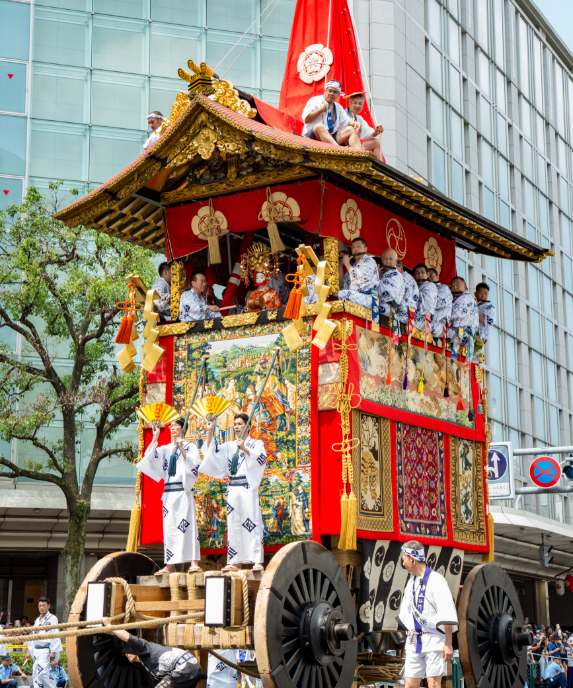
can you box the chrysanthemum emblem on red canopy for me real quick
[297,43,333,84]
[341,198,362,240]
[424,237,443,274]
[260,191,301,223]
[386,218,407,259]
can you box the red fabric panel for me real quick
[164,180,323,260]
[140,336,174,547]
[318,184,456,283]
[252,97,303,134]
[279,0,374,128]
[310,332,322,543]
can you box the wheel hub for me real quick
[490,613,532,666]
[300,601,355,665]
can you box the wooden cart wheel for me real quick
[67,550,160,688]
[458,563,532,688]
[255,541,357,688]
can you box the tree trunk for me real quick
[62,500,91,620]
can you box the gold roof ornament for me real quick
[158,59,257,136]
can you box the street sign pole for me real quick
[487,442,515,501]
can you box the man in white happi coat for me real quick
[337,238,380,315]
[138,417,202,575]
[151,261,172,321]
[201,413,267,571]
[398,542,457,688]
[180,272,222,322]
[475,282,497,343]
[428,268,453,340]
[396,260,419,325]
[447,276,479,347]
[345,91,384,159]
[207,650,239,688]
[302,80,362,150]
[378,248,405,318]
[24,597,63,688]
[413,264,437,333]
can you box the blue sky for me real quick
[541,0,573,53]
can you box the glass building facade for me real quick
[1,0,572,520]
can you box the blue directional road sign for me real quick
[487,442,515,500]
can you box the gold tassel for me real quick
[339,492,349,550]
[207,234,222,265]
[482,512,495,562]
[417,378,424,394]
[346,490,357,550]
[267,220,286,255]
[126,471,142,552]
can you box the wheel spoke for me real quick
[286,648,302,672]
[125,665,135,688]
[480,648,491,667]
[480,595,493,619]
[95,646,115,669]
[491,663,498,687]
[290,578,307,609]
[93,636,113,651]
[300,663,311,688]
[107,664,123,688]
[282,626,300,637]
[314,571,322,602]
[327,588,338,606]
[322,665,333,688]
[498,587,504,613]
[486,588,498,614]
[502,592,509,613]
[283,608,301,625]
[98,656,117,684]
[327,662,340,683]
[320,577,330,601]
[307,569,315,602]
[297,572,311,603]
[315,664,323,688]
[476,630,489,638]
[286,591,303,617]
[291,656,306,686]
[282,636,300,653]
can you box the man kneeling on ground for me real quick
[102,618,202,688]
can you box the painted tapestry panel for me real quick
[172,320,312,549]
[357,541,464,633]
[356,326,474,428]
[449,436,487,546]
[396,422,447,538]
[351,411,393,533]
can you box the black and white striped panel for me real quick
[357,540,464,634]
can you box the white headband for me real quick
[147,114,164,120]
[401,545,425,562]
[325,80,344,96]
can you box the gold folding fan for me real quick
[190,396,231,421]
[136,402,181,426]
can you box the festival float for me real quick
[16,2,552,688]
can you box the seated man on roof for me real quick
[413,263,437,333]
[396,260,419,325]
[179,272,222,322]
[151,261,172,321]
[447,276,479,346]
[345,91,384,160]
[143,111,164,151]
[378,248,405,318]
[475,281,496,343]
[337,237,380,311]
[428,267,452,340]
[302,80,363,150]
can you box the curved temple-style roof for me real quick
[55,94,551,264]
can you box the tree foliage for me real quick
[0,183,157,616]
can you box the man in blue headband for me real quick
[398,541,458,688]
[301,80,363,150]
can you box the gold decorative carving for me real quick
[227,155,238,180]
[203,319,214,329]
[159,322,196,335]
[322,237,339,294]
[157,92,191,136]
[341,301,372,321]
[177,60,218,97]
[161,167,314,204]
[222,312,260,328]
[211,79,257,118]
[411,326,434,345]
[170,261,186,321]
[267,310,278,321]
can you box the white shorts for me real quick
[404,649,445,679]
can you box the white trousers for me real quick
[33,649,57,688]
